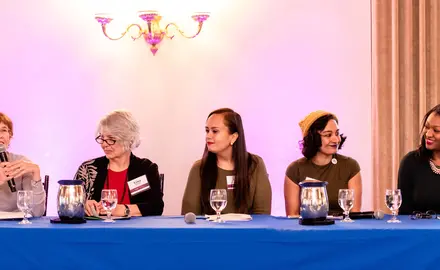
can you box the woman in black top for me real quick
[398,104,440,214]
[74,110,164,217]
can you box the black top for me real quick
[74,153,164,216]
[398,150,440,214]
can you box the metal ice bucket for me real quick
[299,180,329,220]
[57,180,86,221]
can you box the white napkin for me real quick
[304,177,322,182]
[0,211,27,220]
[205,213,252,221]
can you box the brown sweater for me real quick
[181,154,272,215]
[285,153,360,213]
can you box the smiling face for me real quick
[423,112,440,151]
[318,119,341,155]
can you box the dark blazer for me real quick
[74,153,164,216]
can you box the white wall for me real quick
[0,0,372,216]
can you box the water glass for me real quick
[210,189,227,223]
[101,189,118,223]
[385,189,402,223]
[17,190,33,225]
[338,189,355,223]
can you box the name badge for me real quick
[127,175,150,196]
[226,176,235,190]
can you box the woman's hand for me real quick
[99,204,125,217]
[85,200,104,216]
[0,163,10,185]
[2,160,40,181]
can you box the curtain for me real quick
[372,0,440,211]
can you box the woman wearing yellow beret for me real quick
[284,111,362,216]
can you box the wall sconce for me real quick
[95,11,209,55]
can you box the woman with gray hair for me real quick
[74,110,164,217]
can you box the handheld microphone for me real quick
[0,144,16,193]
[347,210,384,220]
[184,212,196,224]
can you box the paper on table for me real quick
[205,213,252,221]
[0,211,26,220]
[86,205,130,220]
[85,215,131,220]
[286,215,343,220]
[304,177,322,182]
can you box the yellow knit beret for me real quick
[298,110,337,137]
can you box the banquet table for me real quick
[0,215,438,270]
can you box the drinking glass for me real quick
[210,189,227,223]
[17,190,33,225]
[101,189,118,223]
[338,189,355,223]
[385,189,402,223]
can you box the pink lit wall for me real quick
[0,0,371,216]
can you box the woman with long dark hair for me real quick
[181,108,272,215]
[398,104,440,214]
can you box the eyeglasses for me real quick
[410,210,439,220]
[95,136,117,145]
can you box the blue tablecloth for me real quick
[1,215,439,270]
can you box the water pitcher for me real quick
[57,180,86,221]
[299,180,329,220]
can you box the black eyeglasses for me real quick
[95,136,117,145]
[410,210,439,220]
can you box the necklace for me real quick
[429,159,440,175]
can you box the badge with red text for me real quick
[128,175,150,195]
[226,176,235,190]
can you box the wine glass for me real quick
[210,189,227,223]
[385,189,402,223]
[101,189,118,223]
[338,189,355,223]
[17,190,33,225]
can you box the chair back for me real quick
[42,175,49,216]
[159,173,164,193]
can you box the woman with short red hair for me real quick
[0,112,46,216]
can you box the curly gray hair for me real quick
[96,110,141,151]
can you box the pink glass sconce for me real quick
[95,11,210,55]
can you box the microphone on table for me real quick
[184,212,196,224]
[373,210,385,220]
[346,210,384,220]
[0,144,16,193]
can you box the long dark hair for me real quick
[300,114,347,159]
[200,108,256,214]
[417,104,440,159]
